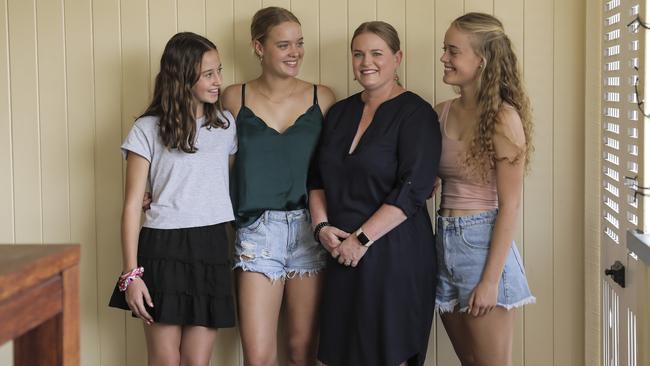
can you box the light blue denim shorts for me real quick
[435,209,535,312]
[233,209,327,281]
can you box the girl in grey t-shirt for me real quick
[109,32,236,364]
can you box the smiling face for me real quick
[440,25,484,88]
[351,32,402,92]
[255,21,304,77]
[190,49,222,116]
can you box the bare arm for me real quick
[121,152,154,324]
[332,204,407,266]
[122,152,149,272]
[469,107,526,316]
[316,85,336,116]
[309,189,350,252]
[308,91,350,252]
[354,204,406,243]
[223,85,240,171]
[221,84,243,118]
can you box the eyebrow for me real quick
[201,64,222,73]
[276,37,304,44]
[352,48,384,53]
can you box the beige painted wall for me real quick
[0,0,585,365]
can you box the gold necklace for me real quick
[255,79,298,104]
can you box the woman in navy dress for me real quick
[308,21,441,366]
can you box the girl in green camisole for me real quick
[221,7,337,366]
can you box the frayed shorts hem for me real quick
[233,262,325,282]
[435,296,537,314]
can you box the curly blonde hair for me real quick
[452,13,533,181]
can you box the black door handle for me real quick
[605,260,625,288]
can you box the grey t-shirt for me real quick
[121,111,237,229]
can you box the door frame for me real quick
[585,1,602,365]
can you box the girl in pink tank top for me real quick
[435,13,535,366]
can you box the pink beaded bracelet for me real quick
[118,266,144,292]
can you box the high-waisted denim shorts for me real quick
[435,209,535,312]
[233,209,327,281]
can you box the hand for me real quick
[125,278,155,325]
[468,280,498,317]
[142,192,152,211]
[319,225,349,253]
[334,235,368,268]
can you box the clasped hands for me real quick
[318,226,368,267]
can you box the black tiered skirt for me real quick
[108,223,235,328]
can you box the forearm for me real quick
[481,205,519,284]
[309,189,328,228]
[359,204,407,242]
[121,204,142,272]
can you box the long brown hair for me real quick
[140,32,228,153]
[452,13,533,180]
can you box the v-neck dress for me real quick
[232,84,322,228]
[309,91,442,366]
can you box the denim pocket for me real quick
[241,213,265,234]
[460,223,493,249]
[510,244,526,275]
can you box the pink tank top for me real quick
[438,99,498,210]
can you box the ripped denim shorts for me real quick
[233,209,327,281]
[435,209,536,313]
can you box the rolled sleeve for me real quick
[383,104,442,217]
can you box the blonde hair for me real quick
[250,7,300,46]
[452,12,533,181]
[351,21,400,53]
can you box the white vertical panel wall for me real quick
[601,1,642,366]
[0,0,586,365]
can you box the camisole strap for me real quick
[441,100,452,122]
[241,84,246,107]
[313,84,318,105]
[440,99,453,130]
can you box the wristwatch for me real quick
[355,228,374,247]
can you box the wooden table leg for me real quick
[62,265,80,366]
[14,315,62,365]
[13,265,79,366]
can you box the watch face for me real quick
[357,232,370,246]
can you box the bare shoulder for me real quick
[495,104,525,145]
[221,83,244,117]
[433,101,446,117]
[433,98,455,119]
[493,103,526,161]
[315,84,336,115]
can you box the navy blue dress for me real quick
[309,91,441,366]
